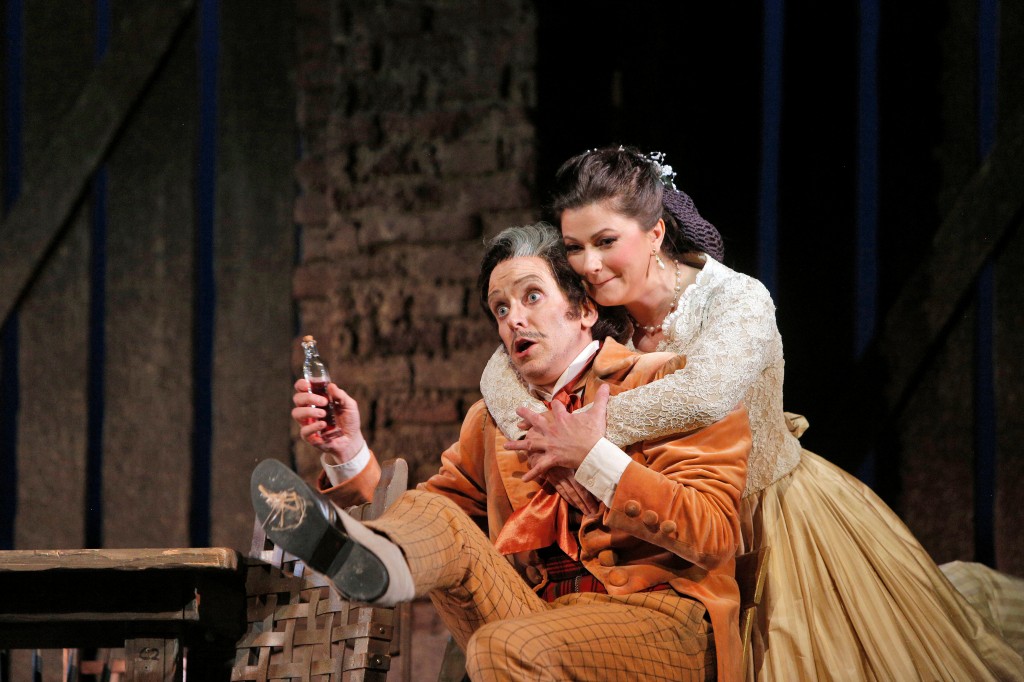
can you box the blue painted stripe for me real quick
[852,0,880,489]
[758,0,784,298]
[94,0,111,63]
[1,0,24,551]
[855,0,879,359]
[973,0,998,566]
[85,0,112,550]
[190,0,219,547]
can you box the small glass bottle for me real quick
[301,335,340,438]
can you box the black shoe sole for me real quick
[250,458,389,602]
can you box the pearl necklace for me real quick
[630,260,682,335]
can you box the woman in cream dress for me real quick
[480,146,1023,680]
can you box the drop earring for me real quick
[653,249,666,270]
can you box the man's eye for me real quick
[495,305,509,317]
[527,292,542,303]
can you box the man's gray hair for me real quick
[486,222,563,260]
[477,222,587,318]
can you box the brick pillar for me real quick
[294,0,538,483]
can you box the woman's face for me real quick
[560,201,664,308]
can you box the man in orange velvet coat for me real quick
[252,223,751,681]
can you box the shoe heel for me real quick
[329,543,390,602]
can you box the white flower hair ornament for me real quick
[645,151,677,191]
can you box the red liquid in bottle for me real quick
[308,379,339,430]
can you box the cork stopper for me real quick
[302,335,314,343]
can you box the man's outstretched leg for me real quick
[360,489,548,648]
[250,459,545,648]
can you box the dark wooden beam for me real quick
[0,0,196,326]
[879,108,1024,412]
[819,108,1024,465]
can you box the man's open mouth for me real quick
[513,338,536,354]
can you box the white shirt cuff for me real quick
[576,437,632,506]
[322,443,371,486]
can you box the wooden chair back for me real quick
[232,458,410,682]
[736,545,770,678]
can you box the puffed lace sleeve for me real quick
[603,276,776,447]
[480,346,544,440]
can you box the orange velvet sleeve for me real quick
[607,405,751,569]
[317,453,382,508]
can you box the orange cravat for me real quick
[551,389,582,412]
[493,384,584,560]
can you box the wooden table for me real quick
[0,547,246,681]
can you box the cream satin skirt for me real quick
[741,450,1024,681]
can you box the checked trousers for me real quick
[364,489,715,682]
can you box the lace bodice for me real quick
[479,256,802,497]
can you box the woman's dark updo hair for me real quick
[550,146,721,263]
